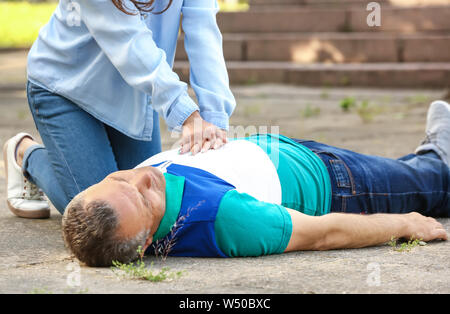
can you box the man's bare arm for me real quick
[284,210,448,252]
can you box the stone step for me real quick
[217,6,450,33]
[249,0,388,9]
[176,33,450,63]
[173,61,450,88]
[249,0,450,9]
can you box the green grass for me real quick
[388,237,426,252]
[111,246,183,282]
[0,1,248,48]
[219,0,249,12]
[339,97,384,123]
[356,100,377,123]
[339,97,357,113]
[112,259,183,282]
[301,104,321,118]
[0,2,57,48]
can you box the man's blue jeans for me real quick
[23,82,162,214]
[295,140,450,217]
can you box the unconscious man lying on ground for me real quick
[57,101,450,267]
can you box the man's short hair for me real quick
[62,193,150,267]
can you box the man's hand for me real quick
[180,111,228,155]
[403,212,448,242]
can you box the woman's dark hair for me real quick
[112,0,173,15]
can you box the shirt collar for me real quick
[152,173,185,241]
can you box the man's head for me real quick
[62,167,166,267]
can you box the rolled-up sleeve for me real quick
[78,0,199,130]
[181,0,236,130]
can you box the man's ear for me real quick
[141,235,153,257]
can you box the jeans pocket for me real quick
[27,82,45,116]
[330,159,352,189]
[26,82,36,108]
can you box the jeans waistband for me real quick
[314,151,357,213]
[292,139,355,192]
[292,139,357,213]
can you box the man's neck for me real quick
[151,173,185,241]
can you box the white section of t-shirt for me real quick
[136,140,282,205]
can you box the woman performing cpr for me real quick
[3,0,236,217]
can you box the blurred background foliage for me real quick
[0,0,249,48]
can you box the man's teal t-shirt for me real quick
[153,134,332,257]
[244,134,331,216]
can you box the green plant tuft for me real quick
[388,236,426,252]
[339,97,356,113]
[111,246,183,282]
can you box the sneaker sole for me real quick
[3,138,50,219]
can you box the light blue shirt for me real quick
[27,0,236,140]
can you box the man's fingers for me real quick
[432,228,448,241]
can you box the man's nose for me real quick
[131,170,153,191]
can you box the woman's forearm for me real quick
[181,0,236,130]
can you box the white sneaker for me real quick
[3,133,50,219]
[415,100,450,166]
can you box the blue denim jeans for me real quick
[294,140,450,217]
[24,81,162,214]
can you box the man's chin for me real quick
[149,167,166,195]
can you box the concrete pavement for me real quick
[0,82,449,293]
